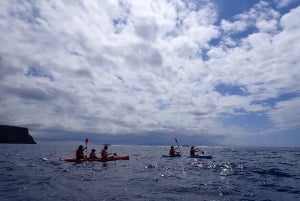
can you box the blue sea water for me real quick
[0,143,299,201]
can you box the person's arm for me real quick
[197,148,204,154]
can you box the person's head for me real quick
[92,149,95,152]
[79,145,84,149]
[191,146,194,149]
[171,146,174,149]
[104,145,108,150]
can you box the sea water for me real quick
[0,143,299,201]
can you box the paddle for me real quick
[194,146,204,155]
[197,147,204,154]
[174,138,181,153]
[85,138,88,157]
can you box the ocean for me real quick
[0,143,299,201]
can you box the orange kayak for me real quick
[60,155,129,162]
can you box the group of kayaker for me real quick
[76,141,205,160]
[169,145,203,157]
[76,144,115,160]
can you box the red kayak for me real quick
[60,155,129,163]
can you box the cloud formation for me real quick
[0,0,299,146]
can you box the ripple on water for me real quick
[145,163,159,169]
[252,168,292,178]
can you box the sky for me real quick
[0,0,300,147]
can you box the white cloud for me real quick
[269,98,300,130]
[275,0,296,8]
[256,19,279,33]
[221,20,248,33]
[221,1,280,35]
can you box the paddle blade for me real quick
[85,138,89,144]
[174,138,178,143]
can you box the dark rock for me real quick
[0,125,36,144]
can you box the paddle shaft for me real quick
[174,138,181,153]
[85,138,88,157]
[85,142,88,157]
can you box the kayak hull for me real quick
[60,155,129,162]
[162,154,181,157]
[189,155,212,159]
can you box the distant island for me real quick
[0,125,36,144]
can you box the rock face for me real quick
[0,125,36,144]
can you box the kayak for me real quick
[188,155,212,159]
[59,155,129,162]
[162,154,181,157]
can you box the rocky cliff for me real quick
[0,125,36,144]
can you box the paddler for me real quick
[190,146,204,156]
[89,149,98,159]
[101,144,116,159]
[76,145,86,160]
[169,146,180,156]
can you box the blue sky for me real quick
[0,0,299,147]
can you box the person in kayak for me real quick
[169,146,180,156]
[101,145,116,158]
[89,149,98,159]
[76,145,86,160]
[190,146,204,156]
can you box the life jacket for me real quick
[169,148,175,156]
[190,149,195,156]
[89,152,97,159]
[101,149,108,157]
[76,149,84,160]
